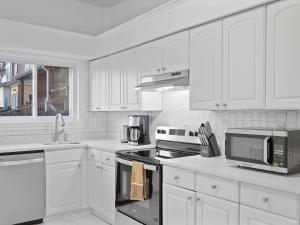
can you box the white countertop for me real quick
[0,139,155,154]
[161,155,300,194]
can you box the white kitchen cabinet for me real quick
[46,161,83,215]
[100,165,115,223]
[139,31,189,76]
[139,39,162,76]
[89,59,109,111]
[87,161,102,213]
[196,193,239,225]
[162,31,189,73]
[240,205,299,225]
[266,0,300,109]
[163,183,195,225]
[109,54,124,111]
[190,21,222,110]
[123,48,140,111]
[223,7,266,109]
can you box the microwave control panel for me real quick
[272,137,286,167]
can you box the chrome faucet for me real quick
[54,114,65,142]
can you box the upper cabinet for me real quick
[266,0,300,109]
[190,21,222,110]
[223,8,266,110]
[139,40,162,76]
[139,31,189,76]
[162,31,190,73]
[89,59,109,111]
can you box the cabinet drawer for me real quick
[240,183,300,220]
[196,173,239,203]
[88,148,101,162]
[163,166,196,190]
[45,149,84,164]
[101,152,115,167]
[240,205,299,225]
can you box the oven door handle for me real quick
[263,137,271,165]
[116,157,158,172]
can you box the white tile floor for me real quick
[42,213,109,225]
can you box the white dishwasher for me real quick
[0,150,45,225]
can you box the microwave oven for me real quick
[225,128,300,174]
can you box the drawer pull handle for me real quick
[106,158,110,161]
[196,198,201,202]
[211,185,217,189]
[174,176,179,180]
[187,197,193,200]
[262,197,269,203]
[78,164,81,168]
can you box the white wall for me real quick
[106,90,300,155]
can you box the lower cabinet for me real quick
[87,153,115,224]
[196,193,239,225]
[100,165,115,223]
[87,161,102,212]
[163,184,195,225]
[46,161,83,215]
[240,205,299,225]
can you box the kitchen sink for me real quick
[43,141,81,145]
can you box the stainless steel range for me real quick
[115,126,201,225]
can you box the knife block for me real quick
[199,134,220,157]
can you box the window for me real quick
[0,61,33,116]
[0,60,72,117]
[37,65,70,116]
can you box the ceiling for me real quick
[0,0,172,36]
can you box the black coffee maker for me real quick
[127,115,150,146]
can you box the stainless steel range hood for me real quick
[135,69,189,92]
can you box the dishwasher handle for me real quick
[116,157,158,171]
[0,158,44,167]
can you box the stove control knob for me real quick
[162,129,167,134]
[189,131,194,136]
[157,129,162,134]
[194,132,199,137]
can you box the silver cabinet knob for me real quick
[162,67,166,71]
[196,198,201,202]
[262,197,269,203]
[222,103,228,107]
[78,164,81,168]
[157,68,161,72]
[187,196,193,200]
[106,158,110,161]
[215,103,220,107]
[211,185,217,189]
[97,166,100,169]
[174,176,179,180]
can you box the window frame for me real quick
[0,55,77,123]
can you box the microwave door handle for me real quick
[263,137,271,165]
[116,157,158,172]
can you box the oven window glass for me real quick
[229,135,264,161]
[116,162,161,225]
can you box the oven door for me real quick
[225,132,273,165]
[115,157,162,225]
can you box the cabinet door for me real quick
[196,193,239,225]
[109,54,124,111]
[266,0,300,109]
[89,60,109,111]
[123,48,140,111]
[46,162,82,215]
[223,7,265,109]
[87,161,101,212]
[139,40,162,76]
[240,205,299,225]
[162,31,189,73]
[163,184,195,225]
[190,21,222,110]
[100,165,115,223]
